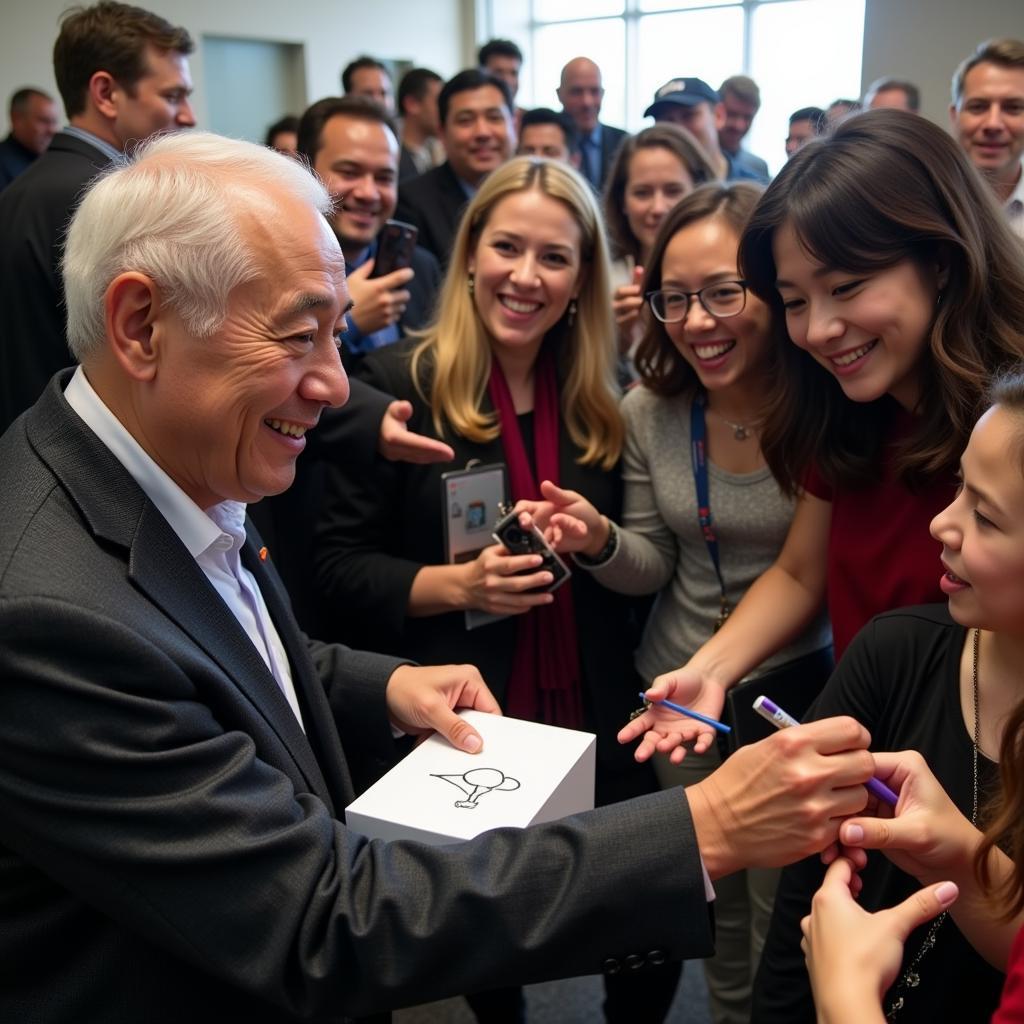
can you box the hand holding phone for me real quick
[492,506,571,593]
[370,219,418,279]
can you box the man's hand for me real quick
[386,663,501,753]
[346,261,414,336]
[617,669,727,762]
[685,716,875,878]
[801,857,957,1024]
[378,400,454,464]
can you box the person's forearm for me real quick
[685,563,826,688]
[814,992,885,1024]
[586,520,675,596]
[407,564,467,617]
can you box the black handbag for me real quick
[720,645,835,751]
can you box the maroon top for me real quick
[993,926,1024,1023]
[803,408,956,659]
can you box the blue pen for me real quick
[637,692,731,734]
[752,695,899,808]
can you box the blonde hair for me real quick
[411,156,622,468]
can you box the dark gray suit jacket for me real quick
[596,123,629,189]
[0,130,110,432]
[0,373,712,1023]
[395,161,468,269]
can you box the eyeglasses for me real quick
[646,281,748,323]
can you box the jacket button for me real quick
[648,949,667,966]
[625,954,644,970]
[603,958,621,975]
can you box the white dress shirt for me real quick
[1006,159,1024,239]
[64,368,305,730]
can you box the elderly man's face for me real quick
[149,199,349,508]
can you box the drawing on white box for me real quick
[431,767,521,809]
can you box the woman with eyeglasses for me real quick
[521,182,832,1024]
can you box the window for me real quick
[488,0,865,176]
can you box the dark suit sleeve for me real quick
[314,353,426,644]
[395,188,431,256]
[402,245,441,334]
[0,594,712,1019]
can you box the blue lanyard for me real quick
[690,394,730,625]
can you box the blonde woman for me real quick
[314,155,678,1020]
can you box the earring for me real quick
[567,298,577,327]
[468,273,475,298]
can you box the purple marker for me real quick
[752,695,899,808]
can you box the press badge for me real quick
[441,463,509,630]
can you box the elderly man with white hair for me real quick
[0,131,878,1024]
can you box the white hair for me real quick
[63,131,333,361]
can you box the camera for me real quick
[492,504,571,593]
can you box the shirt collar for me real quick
[345,238,377,273]
[63,367,229,559]
[61,125,124,165]
[1006,159,1024,214]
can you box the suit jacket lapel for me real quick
[241,537,353,808]
[29,376,335,804]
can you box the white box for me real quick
[346,710,596,846]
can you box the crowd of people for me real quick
[2,3,1024,1023]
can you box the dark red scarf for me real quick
[487,344,583,729]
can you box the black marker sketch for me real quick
[431,767,521,809]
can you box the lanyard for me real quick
[690,393,731,629]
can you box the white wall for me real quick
[861,0,1023,126]
[0,0,471,131]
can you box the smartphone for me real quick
[492,506,571,593]
[370,219,418,278]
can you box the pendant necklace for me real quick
[710,408,757,441]
[885,627,981,1019]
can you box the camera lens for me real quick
[505,527,525,546]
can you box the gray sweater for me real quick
[587,385,832,683]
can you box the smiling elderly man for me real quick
[0,131,878,1024]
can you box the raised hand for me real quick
[347,260,414,335]
[617,667,727,762]
[513,480,602,554]
[801,856,957,1024]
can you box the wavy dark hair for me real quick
[602,124,717,264]
[739,108,1024,496]
[633,182,765,398]
[976,369,1024,919]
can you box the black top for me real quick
[752,605,1005,1023]
[394,161,469,269]
[0,130,110,432]
[312,339,655,805]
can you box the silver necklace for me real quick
[710,409,757,441]
[885,628,981,1019]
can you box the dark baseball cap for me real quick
[644,77,721,119]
